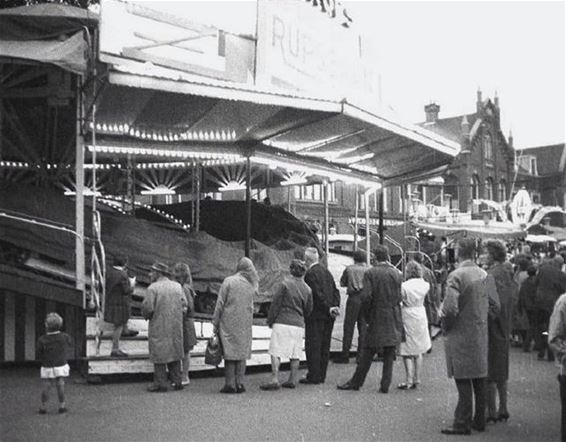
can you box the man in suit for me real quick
[440,238,500,435]
[300,247,340,384]
[333,250,368,364]
[337,245,403,393]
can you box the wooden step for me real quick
[86,334,273,357]
[86,350,291,375]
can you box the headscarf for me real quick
[236,257,259,291]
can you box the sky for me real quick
[125,0,565,149]
[348,0,566,149]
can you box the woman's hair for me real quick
[527,265,537,277]
[290,259,307,277]
[486,240,507,263]
[45,312,63,332]
[173,262,193,286]
[405,261,423,280]
[237,257,259,290]
[457,238,476,260]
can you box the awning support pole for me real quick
[365,189,370,266]
[378,187,384,245]
[191,163,195,230]
[354,185,359,251]
[245,155,252,258]
[195,163,201,232]
[75,79,85,306]
[323,181,329,258]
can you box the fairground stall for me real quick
[0,1,458,377]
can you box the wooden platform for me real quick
[84,317,305,376]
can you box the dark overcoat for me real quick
[487,263,516,381]
[535,263,566,313]
[442,261,500,379]
[360,262,403,348]
[104,266,133,326]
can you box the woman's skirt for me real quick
[268,323,304,360]
[183,316,198,353]
[40,364,70,379]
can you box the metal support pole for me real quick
[245,156,252,257]
[126,153,135,215]
[195,163,201,232]
[287,186,292,213]
[75,80,85,305]
[378,187,384,245]
[353,185,359,251]
[365,189,370,266]
[191,163,196,230]
[323,181,329,257]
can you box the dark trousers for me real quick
[350,345,396,391]
[523,310,538,352]
[535,309,554,360]
[453,378,486,430]
[559,374,566,442]
[305,318,335,383]
[153,360,181,389]
[342,295,367,358]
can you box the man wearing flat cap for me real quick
[142,262,187,392]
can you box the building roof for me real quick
[517,143,566,177]
[419,113,479,144]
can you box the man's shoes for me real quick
[441,426,471,435]
[219,385,237,394]
[236,384,246,393]
[259,382,280,391]
[299,377,320,385]
[332,356,349,364]
[378,387,388,394]
[281,381,296,389]
[181,379,190,386]
[121,329,139,337]
[110,349,128,357]
[38,408,47,415]
[147,385,168,393]
[471,422,485,432]
[172,383,184,391]
[58,407,68,414]
[337,381,359,391]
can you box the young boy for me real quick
[36,312,73,414]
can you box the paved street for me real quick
[1,342,560,442]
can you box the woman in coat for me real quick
[212,257,258,394]
[173,262,198,386]
[260,259,313,390]
[485,240,517,423]
[398,261,431,390]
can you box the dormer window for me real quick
[483,133,493,160]
[529,157,538,175]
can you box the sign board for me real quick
[510,188,533,226]
[99,0,255,84]
[256,0,378,100]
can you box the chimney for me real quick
[476,88,483,112]
[424,103,440,123]
[494,90,499,109]
[508,130,513,148]
[460,115,471,153]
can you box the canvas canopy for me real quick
[0,4,98,74]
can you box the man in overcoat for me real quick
[142,262,186,392]
[440,238,500,435]
[301,247,340,384]
[534,256,566,361]
[337,245,403,393]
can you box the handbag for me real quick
[204,333,223,366]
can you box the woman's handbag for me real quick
[204,333,223,366]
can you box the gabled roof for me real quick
[419,114,479,144]
[517,143,566,177]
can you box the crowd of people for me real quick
[34,238,566,440]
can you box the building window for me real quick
[295,183,336,202]
[484,177,494,200]
[498,179,507,201]
[253,188,267,201]
[484,133,493,160]
[382,188,389,212]
[529,158,538,175]
[471,175,480,200]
